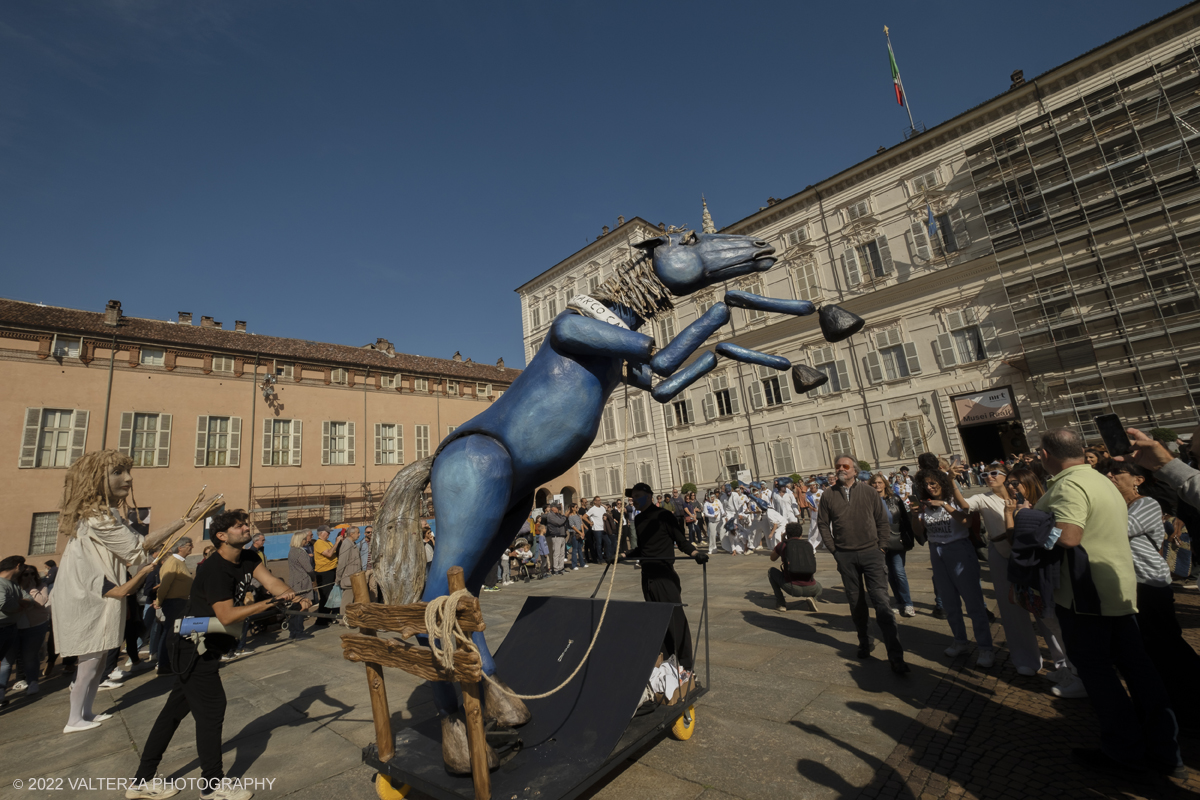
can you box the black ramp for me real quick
[378,596,675,800]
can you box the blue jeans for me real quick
[0,622,46,688]
[1057,603,1181,768]
[929,538,992,648]
[570,538,584,568]
[142,604,160,653]
[884,550,912,608]
[591,530,610,563]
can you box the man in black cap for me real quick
[621,482,708,672]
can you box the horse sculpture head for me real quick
[634,231,776,297]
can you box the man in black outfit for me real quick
[621,482,708,671]
[127,511,311,800]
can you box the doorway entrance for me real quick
[949,385,1026,465]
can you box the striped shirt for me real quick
[1127,496,1170,588]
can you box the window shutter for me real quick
[664,403,676,428]
[68,410,89,465]
[396,424,404,464]
[262,419,272,466]
[322,421,331,466]
[908,222,931,261]
[346,421,356,466]
[876,235,895,275]
[375,423,383,465]
[777,374,792,403]
[227,416,239,467]
[640,462,653,486]
[119,412,134,454]
[865,351,884,384]
[19,408,40,468]
[702,392,715,421]
[728,384,741,414]
[814,345,833,365]
[903,342,922,375]
[936,333,958,368]
[291,420,303,466]
[685,398,695,424]
[157,414,172,467]
[835,361,850,392]
[950,209,971,250]
[748,379,763,410]
[842,248,861,287]
[196,416,209,467]
[979,321,1002,357]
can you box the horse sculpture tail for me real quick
[373,454,435,605]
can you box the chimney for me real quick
[234,320,246,332]
[178,312,192,325]
[104,300,122,327]
[200,316,215,328]
[601,225,609,236]
[213,321,223,330]
[464,358,473,364]
[1010,69,1025,89]
[496,357,505,368]
[617,215,625,226]
[452,350,462,362]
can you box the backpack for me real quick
[781,537,816,576]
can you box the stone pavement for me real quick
[0,541,1196,800]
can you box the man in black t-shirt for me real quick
[128,510,311,800]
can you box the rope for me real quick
[423,375,633,701]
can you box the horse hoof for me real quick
[441,713,500,774]
[818,304,865,342]
[791,364,829,394]
[483,676,532,727]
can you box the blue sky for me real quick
[0,1,1182,367]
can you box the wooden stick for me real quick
[343,597,485,637]
[448,566,490,800]
[351,572,395,763]
[184,485,207,518]
[152,495,223,565]
[341,633,481,682]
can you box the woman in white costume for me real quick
[52,450,204,733]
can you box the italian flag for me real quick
[889,41,904,106]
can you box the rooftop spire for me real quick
[701,195,715,234]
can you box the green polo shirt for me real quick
[1035,463,1136,616]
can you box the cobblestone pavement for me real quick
[858,587,1200,800]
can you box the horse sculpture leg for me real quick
[423,435,532,727]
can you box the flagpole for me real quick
[885,25,917,133]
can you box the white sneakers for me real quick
[125,777,180,799]
[108,668,128,681]
[944,642,970,658]
[975,649,995,669]
[900,606,916,618]
[1051,672,1088,698]
[199,784,253,800]
[99,679,122,690]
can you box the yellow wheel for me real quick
[669,705,696,741]
[375,774,410,800]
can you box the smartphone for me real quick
[1013,490,1026,506]
[1095,413,1132,457]
[951,454,963,467]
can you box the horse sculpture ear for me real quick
[632,235,669,252]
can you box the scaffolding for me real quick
[250,480,433,535]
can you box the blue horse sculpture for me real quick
[371,229,862,769]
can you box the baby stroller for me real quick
[510,538,536,583]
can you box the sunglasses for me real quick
[986,470,1006,478]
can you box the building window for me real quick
[783,226,808,248]
[29,512,59,555]
[530,304,542,328]
[864,329,922,384]
[638,461,653,487]
[119,412,172,467]
[331,368,348,385]
[607,466,622,496]
[20,408,88,469]
[477,382,491,397]
[194,415,240,467]
[271,506,289,531]
[696,295,716,316]
[546,297,558,319]
[52,337,80,358]
[678,455,697,486]
[703,373,741,419]
[829,429,854,458]
[447,381,459,396]
[375,423,402,465]
[657,315,676,344]
[811,346,849,395]
[413,377,429,392]
[893,417,926,458]
[274,361,294,380]
[742,280,766,321]
[212,356,234,373]
[770,439,796,475]
[263,419,301,466]
[581,471,593,498]
[936,309,1000,367]
[668,398,694,428]
[842,236,894,286]
[911,168,940,194]
[415,425,431,460]
[381,373,397,388]
[748,365,791,409]
[447,425,457,436]
[328,496,345,525]
[792,259,822,302]
[845,199,871,221]
[601,405,617,441]
[588,275,600,293]
[630,396,649,435]
[140,347,165,366]
[934,209,970,254]
[722,448,743,481]
[322,421,355,465]
[907,221,933,262]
